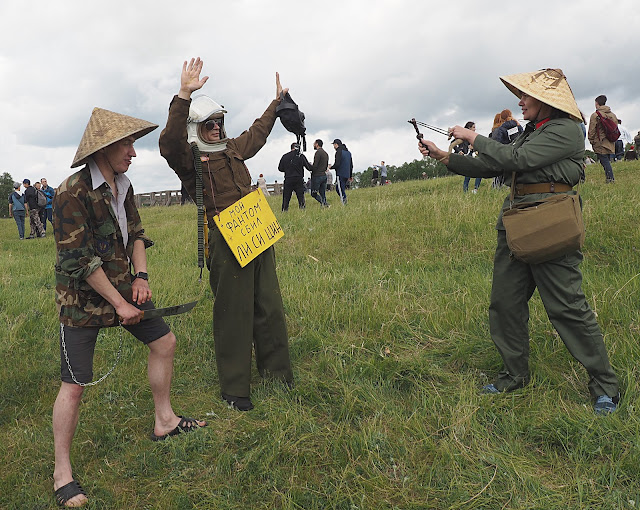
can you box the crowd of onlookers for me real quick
[7,177,55,239]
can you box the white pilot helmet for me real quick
[187,95,229,152]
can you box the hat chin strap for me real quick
[95,151,123,180]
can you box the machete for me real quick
[140,300,198,321]
[113,301,199,325]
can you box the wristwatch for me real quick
[133,272,148,281]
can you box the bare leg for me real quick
[53,382,88,507]
[147,332,205,436]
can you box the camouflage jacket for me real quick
[53,165,152,327]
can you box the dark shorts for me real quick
[59,300,171,384]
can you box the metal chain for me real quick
[60,323,124,387]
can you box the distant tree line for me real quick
[0,172,14,218]
[352,158,450,188]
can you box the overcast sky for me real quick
[1,0,639,193]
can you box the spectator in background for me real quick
[23,178,45,239]
[256,174,270,196]
[329,139,353,205]
[180,183,193,204]
[588,95,618,183]
[278,142,311,211]
[40,178,55,231]
[624,146,637,160]
[489,113,502,139]
[635,131,640,156]
[373,161,387,186]
[308,139,329,207]
[326,167,333,192]
[614,119,633,161]
[34,181,48,228]
[492,109,523,145]
[8,182,26,240]
[450,122,481,193]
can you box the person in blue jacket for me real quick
[329,138,353,204]
[8,182,26,239]
[40,177,55,231]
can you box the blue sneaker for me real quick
[481,384,501,394]
[594,395,617,415]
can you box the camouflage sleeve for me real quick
[124,185,153,254]
[53,186,104,282]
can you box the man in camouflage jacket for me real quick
[51,108,205,508]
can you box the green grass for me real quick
[1,161,640,509]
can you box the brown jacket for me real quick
[588,105,618,154]
[159,96,278,225]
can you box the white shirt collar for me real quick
[88,156,131,195]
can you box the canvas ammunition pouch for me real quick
[502,172,584,264]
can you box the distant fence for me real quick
[135,184,285,207]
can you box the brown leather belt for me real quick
[514,182,572,196]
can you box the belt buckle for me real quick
[549,182,555,192]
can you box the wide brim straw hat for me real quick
[499,68,582,122]
[71,107,158,168]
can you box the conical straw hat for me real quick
[71,108,158,168]
[499,69,582,122]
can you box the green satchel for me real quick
[502,172,585,264]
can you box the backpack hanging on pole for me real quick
[276,92,307,151]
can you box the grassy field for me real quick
[1,161,639,509]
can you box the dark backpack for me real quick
[276,92,307,151]
[36,188,47,208]
[596,110,620,142]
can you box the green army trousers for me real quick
[488,230,619,399]
[208,227,293,397]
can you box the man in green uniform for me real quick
[417,69,619,414]
[159,57,293,411]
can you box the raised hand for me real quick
[275,72,289,100]
[179,57,209,100]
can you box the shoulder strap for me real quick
[191,142,206,281]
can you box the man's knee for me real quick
[59,381,85,402]
[149,331,177,356]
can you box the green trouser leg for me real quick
[209,227,293,397]
[489,230,618,399]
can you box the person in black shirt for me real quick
[278,142,311,211]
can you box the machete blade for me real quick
[140,300,198,321]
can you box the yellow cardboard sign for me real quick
[213,188,284,267]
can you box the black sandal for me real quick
[54,480,87,507]
[150,415,206,441]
